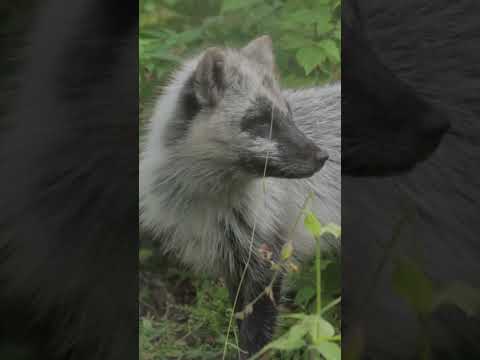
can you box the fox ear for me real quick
[242,35,275,71]
[194,47,225,106]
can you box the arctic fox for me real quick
[140,36,340,357]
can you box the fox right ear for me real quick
[194,47,225,106]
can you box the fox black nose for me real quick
[314,148,329,167]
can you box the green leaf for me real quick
[296,46,326,75]
[294,286,316,306]
[264,324,307,351]
[281,242,294,260]
[392,257,434,315]
[312,6,333,34]
[241,4,275,31]
[281,313,307,321]
[320,223,341,238]
[311,341,341,360]
[316,20,334,35]
[321,297,341,315]
[279,34,317,50]
[319,39,340,63]
[221,0,263,13]
[432,281,480,317]
[304,211,324,237]
[310,316,335,339]
[304,212,341,239]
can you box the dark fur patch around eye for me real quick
[240,96,288,139]
[163,75,201,146]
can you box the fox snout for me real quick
[290,140,329,177]
[278,119,330,178]
[268,142,329,179]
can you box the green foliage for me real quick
[139,0,340,111]
[393,257,480,318]
[304,211,341,238]
[255,212,341,359]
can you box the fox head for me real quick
[156,36,328,182]
[342,0,450,176]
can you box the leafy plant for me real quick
[249,211,341,359]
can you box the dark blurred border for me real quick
[342,0,480,359]
[0,1,138,359]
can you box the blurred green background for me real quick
[139,0,340,112]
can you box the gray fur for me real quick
[139,41,340,277]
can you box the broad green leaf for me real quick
[288,9,317,26]
[294,286,316,306]
[281,313,307,321]
[319,39,340,63]
[316,21,334,35]
[392,257,434,315]
[279,34,317,50]
[241,4,275,31]
[309,316,335,339]
[321,297,341,315]
[312,7,333,34]
[311,341,341,360]
[304,211,324,237]
[263,322,307,351]
[320,223,341,238]
[432,281,480,317]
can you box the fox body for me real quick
[140,36,340,356]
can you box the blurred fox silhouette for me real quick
[0,1,136,359]
[343,0,480,358]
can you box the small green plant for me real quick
[246,211,341,360]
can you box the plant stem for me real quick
[315,236,322,314]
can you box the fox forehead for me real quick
[221,49,278,89]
